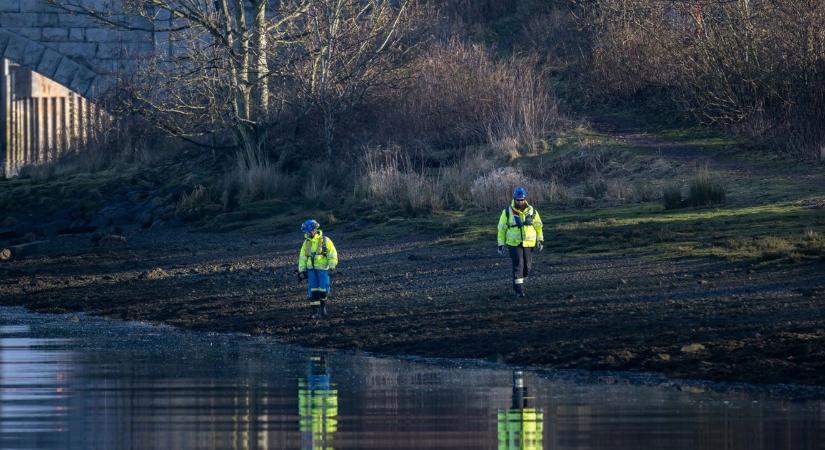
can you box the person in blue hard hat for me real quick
[497,187,543,298]
[297,219,338,318]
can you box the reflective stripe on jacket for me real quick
[497,201,544,247]
[298,231,338,271]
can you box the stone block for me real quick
[90,58,116,74]
[56,13,96,27]
[89,74,115,96]
[35,47,62,77]
[20,0,50,13]
[2,34,28,63]
[35,12,58,26]
[42,27,69,42]
[125,15,153,30]
[69,28,84,41]
[57,42,97,61]
[52,57,80,87]
[96,42,153,59]
[0,1,20,13]
[20,40,45,67]
[0,31,11,55]
[85,27,122,43]
[95,43,122,59]
[15,27,41,41]
[70,66,95,96]
[0,13,36,27]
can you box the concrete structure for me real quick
[3,61,103,176]
[0,0,155,177]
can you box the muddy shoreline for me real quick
[1,227,824,387]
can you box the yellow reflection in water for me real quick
[299,355,338,450]
[497,371,543,450]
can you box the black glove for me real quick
[498,245,505,256]
[296,270,306,282]
[536,241,544,252]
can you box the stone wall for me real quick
[0,0,154,97]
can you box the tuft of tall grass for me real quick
[686,169,726,207]
[470,167,531,211]
[358,146,442,215]
[223,152,296,206]
[633,181,658,202]
[662,183,683,210]
[176,184,213,220]
[583,176,608,199]
[385,40,562,155]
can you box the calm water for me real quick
[0,307,823,450]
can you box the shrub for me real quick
[686,170,726,207]
[224,153,296,204]
[381,40,562,155]
[662,183,683,209]
[583,176,608,199]
[470,167,532,211]
[545,176,569,204]
[358,146,442,215]
[176,184,213,220]
[633,181,658,202]
[755,236,794,261]
[606,179,631,202]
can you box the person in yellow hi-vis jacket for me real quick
[299,354,338,450]
[497,187,543,298]
[297,219,338,318]
[498,370,544,450]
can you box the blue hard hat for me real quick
[513,187,527,200]
[301,219,320,233]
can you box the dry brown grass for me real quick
[380,40,562,155]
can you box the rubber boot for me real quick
[320,300,328,318]
[514,282,526,298]
[310,292,321,319]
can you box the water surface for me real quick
[0,307,822,450]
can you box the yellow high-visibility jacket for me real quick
[298,231,338,272]
[497,201,543,247]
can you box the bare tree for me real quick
[290,0,418,157]
[53,0,310,166]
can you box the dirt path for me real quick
[2,227,823,386]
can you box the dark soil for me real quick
[2,227,823,386]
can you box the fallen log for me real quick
[0,240,50,260]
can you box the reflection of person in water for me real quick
[299,355,338,450]
[497,370,544,450]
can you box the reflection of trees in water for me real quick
[299,355,338,450]
[498,371,544,450]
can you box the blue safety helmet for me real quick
[513,186,527,200]
[301,219,320,234]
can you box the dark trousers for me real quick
[508,245,532,283]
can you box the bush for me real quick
[662,183,683,209]
[379,40,562,155]
[583,176,608,199]
[470,167,531,211]
[633,181,658,202]
[583,0,825,159]
[606,179,631,201]
[358,146,442,215]
[755,236,794,261]
[224,152,297,205]
[686,170,726,207]
[176,184,213,220]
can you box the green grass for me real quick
[431,201,825,262]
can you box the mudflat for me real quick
[2,228,823,386]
